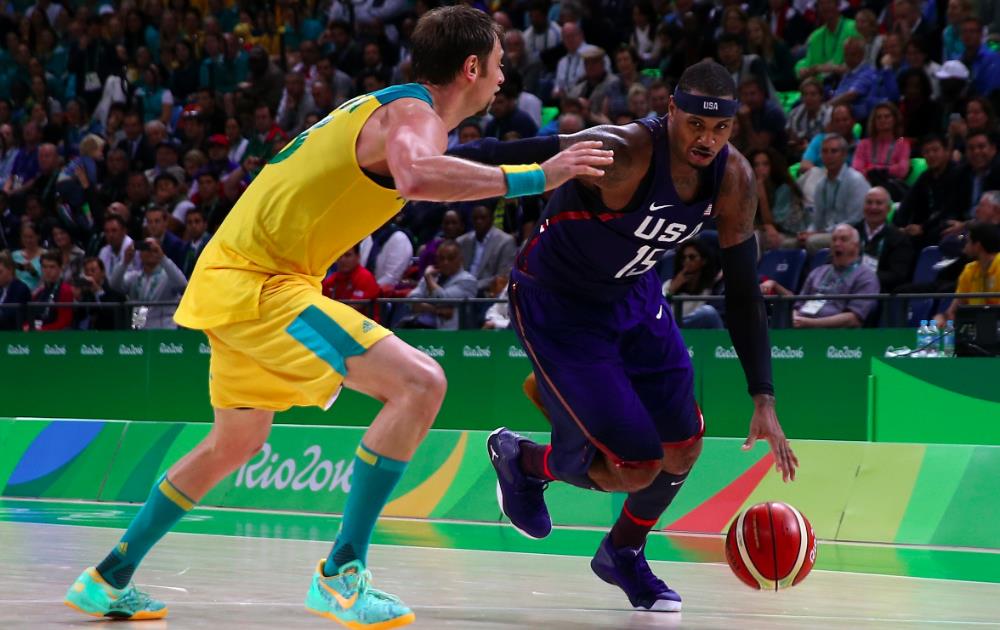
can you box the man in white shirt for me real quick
[553,22,594,100]
[98,212,139,279]
[523,1,562,62]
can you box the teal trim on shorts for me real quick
[372,83,433,107]
[286,305,367,376]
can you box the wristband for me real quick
[500,164,546,198]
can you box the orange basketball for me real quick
[725,502,817,590]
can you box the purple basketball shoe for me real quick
[591,534,682,612]
[487,428,552,539]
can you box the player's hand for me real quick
[540,141,613,189]
[743,396,798,482]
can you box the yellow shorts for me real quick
[205,275,391,411]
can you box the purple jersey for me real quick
[517,116,729,301]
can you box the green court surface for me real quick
[3,498,998,585]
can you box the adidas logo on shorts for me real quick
[362,320,376,333]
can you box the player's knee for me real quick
[207,423,270,465]
[401,353,447,409]
[616,465,661,493]
[662,438,703,475]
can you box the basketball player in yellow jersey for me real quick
[64,5,612,628]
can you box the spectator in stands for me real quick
[144,206,186,269]
[854,9,883,68]
[602,46,649,122]
[153,172,193,225]
[5,121,41,202]
[750,148,808,251]
[830,37,881,124]
[169,40,201,104]
[0,251,30,330]
[747,17,797,92]
[523,0,561,62]
[224,117,249,166]
[796,0,859,80]
[457,204,516,298]
[566,47,617,126]
[136,64,174,125]
[317,55,355,107]
[649,82,670,118]
[117,112,154,172]
[959,16,1000,97]
[179,109,209,156]
[276,71,315,135]
[417,209,465,275]
[787,78,832,159]
[736,76,787,152]
[181,207,211,277]
[13,221,42,291]
[801,134,872,251]
[110,237,187,329]
[403,240,477,330]
[936,221,1000,326]
[51,224,84,284]
[368,220,414,293]
[503,30,544,103]
[31,250,73,330]
[764,224,880,327]
[245,104,286,162]
[664,239,724,328]
[553,22,602,100]
[801,106,859,174]
[895,133,961,248]
[205,134,237,176]
[322,245,380,315]
[898,68,944,141]
[485,80,538,140]
[893,0,941,65]
[941,0,974,62]
[763,0,810,53]
[482,283,510,330]
[98,213,136,279]
[75,256,125,330]
[852,103,911,199]
[952,129,1000,230]
[852,187,915,292]
[718,34,774,101]
[27,143,61,214]
[193,169,231,233]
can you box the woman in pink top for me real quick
[852,102,911,200]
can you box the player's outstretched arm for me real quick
[716,149,799,482]
[384,100,612,201]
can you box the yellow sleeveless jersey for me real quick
[175,83,433,329]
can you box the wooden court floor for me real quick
[1,518,998,629]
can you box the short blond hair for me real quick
[79,134,106,158]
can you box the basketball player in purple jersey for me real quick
[488,60,799,611]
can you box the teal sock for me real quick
[325,442,407,575]
[95,473,194,588]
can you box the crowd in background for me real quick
[0,0,999,332]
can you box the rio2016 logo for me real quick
[234,443,353,493]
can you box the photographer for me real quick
[74,257,126,330]
[109,237,188,329]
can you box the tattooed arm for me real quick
[717,148,799,482]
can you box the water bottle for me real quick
[916,320,931,357]
[942,320,956,357]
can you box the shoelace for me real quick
[115,585,158,610]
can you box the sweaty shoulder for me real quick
[567,122,653,188]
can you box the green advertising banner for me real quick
[3,419,999,550]
[0,329,916,441]
[871,357,1000,445]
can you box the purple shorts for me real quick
[509,270,704,485]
